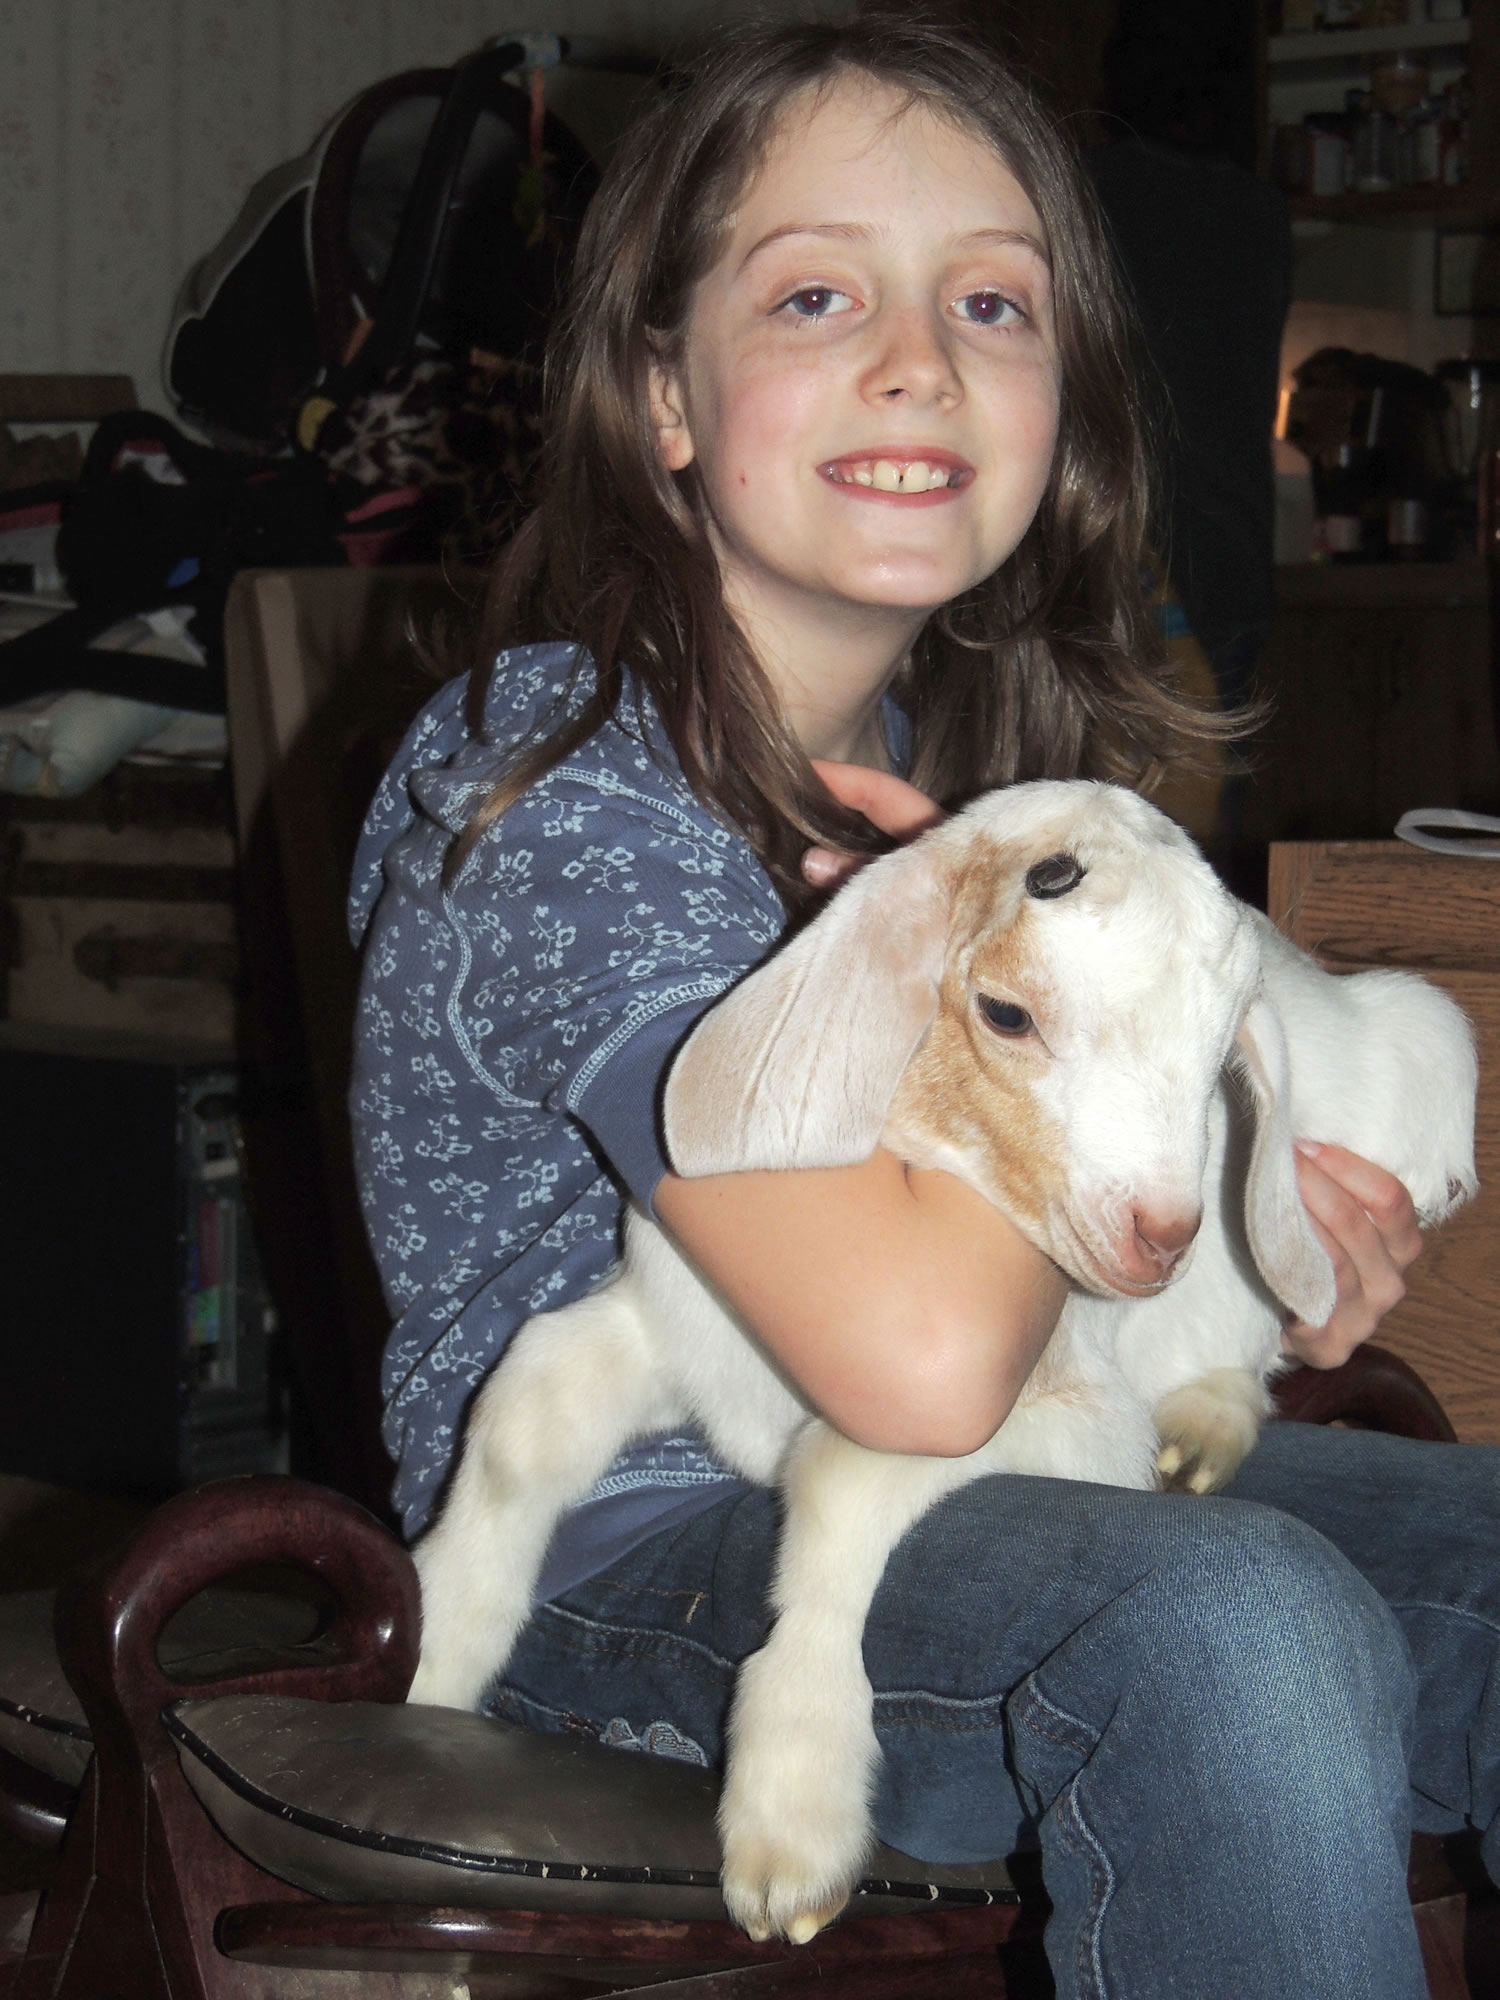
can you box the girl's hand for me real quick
[1282,1141,1423,1368]
[804,760,947,888]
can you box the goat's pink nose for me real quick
[1129,1206,1202,1280]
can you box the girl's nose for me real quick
[863,306,962,407]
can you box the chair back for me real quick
[225,565,477,1509]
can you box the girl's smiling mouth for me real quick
[819,450,973,497]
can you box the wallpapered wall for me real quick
[0,0,818,423]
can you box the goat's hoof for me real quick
[1154,1372,1264,1496]
[721,1841,855,1944]
[1156,1434,1242,1495]
[1158,1450,1230,1495]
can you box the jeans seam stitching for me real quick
[1012,1675,1113,1999]
[1057,1774,1116,2000]
[1012,1677,1097,1758]
[1392,1597,1500,1637]
[874,1694,1008,1731]
[528,1604,741,1675]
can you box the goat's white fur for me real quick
[408,781,1477,1943]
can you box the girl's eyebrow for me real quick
[738,221,1049,275]
[738,221,871,273]
[959,227,1051,268]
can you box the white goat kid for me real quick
[409,780,1477,1946]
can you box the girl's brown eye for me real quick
[979,996,1032,1036]
[957,290,1019,327]
[783,285,854,320]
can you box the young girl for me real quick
[349,20,1500,1996]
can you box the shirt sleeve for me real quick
[571,991,722,1209]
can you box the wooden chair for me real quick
[222,564,479,1512]
[0,1474,1026,1999]
[0,1351,1474,2000]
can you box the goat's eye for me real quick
[1025,852,1085,900]
[978,996,1033,1036]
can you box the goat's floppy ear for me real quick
[1232,993,1339,1328]
[664,843,949,1176]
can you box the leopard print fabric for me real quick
[319,350,545,562]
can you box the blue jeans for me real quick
[489,1421,1500,1998]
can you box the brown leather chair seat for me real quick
[167,1691,1011,1920]
[0,1575,1011,1922]
[0,1583,330,1841]
[0,1592,91,1804]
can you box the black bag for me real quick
[1,39,627,722]
[0,412,360,714]
[163,36,603,553]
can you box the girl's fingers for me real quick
[802,845,859,888]
[803,762,948,888]
[1281,1142,1421,1368]
[1295,1141,1424,1260]
[810,759,947,839]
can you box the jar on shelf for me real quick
[1400,103,1442,183]
[1296,111,1354,193]
[1372,50,1430,118]
[1353,106,1399,190]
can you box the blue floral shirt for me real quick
[347,643,786,1592]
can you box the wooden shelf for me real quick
[1275,560,1490,607]
[1261,1,1494,220]
[1287,184,1496,224]
[1269,18,1471,67]
[0,376,136,424]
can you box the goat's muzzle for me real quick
[1113,1205,1202,1292]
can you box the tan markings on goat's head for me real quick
[885,831,1067,1242]
[882,794,1256,1291]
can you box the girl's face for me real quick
[652,78,1061,660]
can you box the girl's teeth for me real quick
[830,459,958,490]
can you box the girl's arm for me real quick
[659,759,1066,1459]
[655,1156,1069,1457]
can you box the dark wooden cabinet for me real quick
[1239,561,1500,860]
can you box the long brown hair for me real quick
[448,15,1239,907]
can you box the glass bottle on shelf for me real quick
[1353,104,1399,188]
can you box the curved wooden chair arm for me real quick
[53,1475,419,1770]
[1272,1343,1458,1445]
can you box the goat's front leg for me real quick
[719,1427,973,1944]
[1154,1365,1271,1493]
[410,1283,674,1711]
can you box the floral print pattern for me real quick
[348,643,784,1563]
